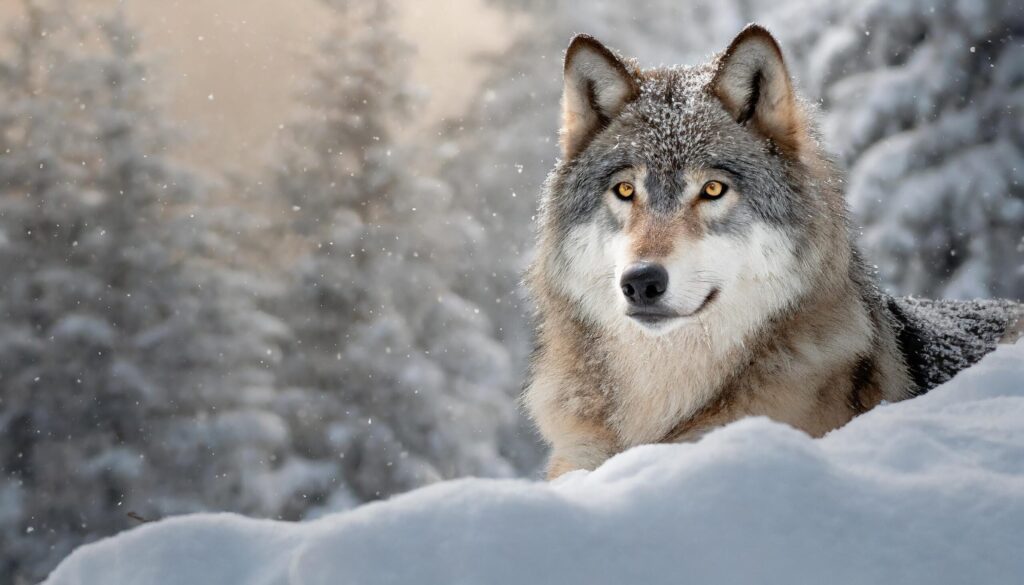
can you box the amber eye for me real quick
[614,182,635,200]
[701,180,727,199]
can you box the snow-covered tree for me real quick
[768,0,1024,300]
[0,5,292,582]
[270,0,533,507]
[0,6,188,578]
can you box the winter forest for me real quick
[1,0,1022,582]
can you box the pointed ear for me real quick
[711,25,803,155]
[561,35,639,160]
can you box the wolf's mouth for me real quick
[626,287,719,325]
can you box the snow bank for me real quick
[45,343,1024,585]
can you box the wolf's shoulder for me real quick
[885,296,1023,394]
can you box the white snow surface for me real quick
[45,343,1024,585]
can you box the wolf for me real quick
[524,24,1023,479]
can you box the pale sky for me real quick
[0,0,524,171]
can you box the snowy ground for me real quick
[44,343,1024,585]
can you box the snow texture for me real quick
[44,341,1024,585]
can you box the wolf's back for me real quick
[887,296,1022,394]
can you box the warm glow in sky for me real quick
[0,0,523,171]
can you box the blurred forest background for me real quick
[0,0,1021,582]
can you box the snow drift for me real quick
[44,342,1024,585]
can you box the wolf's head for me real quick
[533,25,851,340]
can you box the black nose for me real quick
[620,262,669,306]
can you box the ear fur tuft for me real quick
[711,24,804,156]
[560,35,638,160]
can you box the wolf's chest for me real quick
[603,331,734,447]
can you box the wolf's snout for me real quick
[620,262,668,306]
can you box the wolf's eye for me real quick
[614,182,635,201]
[701,180,727,199]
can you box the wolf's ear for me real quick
[561,35,639,161]
[711,25,803,155]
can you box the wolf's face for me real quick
[539,27,832,338]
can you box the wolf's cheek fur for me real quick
[695,224,809,342]
[554,222,629,328]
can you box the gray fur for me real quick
[889,297,1020,393]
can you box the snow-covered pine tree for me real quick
[0,5,293,582]
[271,0,531,508]
[0,6,185,578]
[767,0,1024,300]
